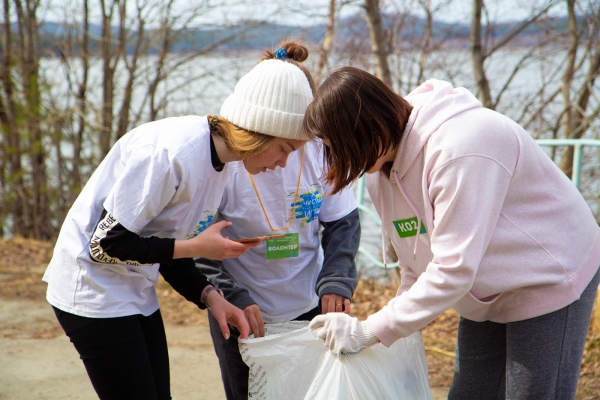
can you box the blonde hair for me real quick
[209,116,275,159]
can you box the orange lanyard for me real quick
[247,146,305,232]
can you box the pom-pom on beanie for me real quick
[220,59,313,140]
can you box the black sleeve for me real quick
[317,208,361,300]
[194,257,256,310]
[89,209,175,266]
[159,258,211,310]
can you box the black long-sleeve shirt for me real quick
[89,208,210,309]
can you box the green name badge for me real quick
[266,233,300,259]
[393,217,427,238]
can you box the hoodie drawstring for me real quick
[393,170,421,259]
[379,194,387,269]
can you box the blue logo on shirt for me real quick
[188,213,215,238]
[292,189,323,224]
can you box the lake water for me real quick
[38,50,600,277]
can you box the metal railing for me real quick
[356,138,600,269]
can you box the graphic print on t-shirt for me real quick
[188,211,215,238]
[291,186,324,228]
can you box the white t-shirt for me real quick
[43,115,228,318]
[218,141,357,323]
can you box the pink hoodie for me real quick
[366,79,600,347]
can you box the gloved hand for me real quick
[308,313,379,356]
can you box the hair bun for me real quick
[261,39,309,63]
[283,41,309,62]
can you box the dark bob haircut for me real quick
[303,67,413,194]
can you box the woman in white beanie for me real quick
[43,40,314,400]
[183,43,361,400]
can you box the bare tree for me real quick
[315,0,337,86]
[470,0,559,110]
[98,0,123,159]
[145,2,173,122]
[558,1,600,177]
[388,0,454,93]
[114,0,146,139]
[0,0,19,237]
[15,0,50,238]
[0,0,274,237]
[470,0,492,107]
[73,0,90,196]
[1,0,47,238]
[415,0,433,85]
[364,0,392,86]
[3,0,598,238]
[47,0,93,216]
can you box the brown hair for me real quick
[213,39,315,158]
[302,67,413,194]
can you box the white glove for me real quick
[308,313,379,356]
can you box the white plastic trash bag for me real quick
[239,321,433,400]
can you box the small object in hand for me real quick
[233,234,286,243]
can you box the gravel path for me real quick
[0,298,226,400]
[0,298,452,400]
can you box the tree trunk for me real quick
[558,0,579,178]
[100,0,116,159]
[3,0,27,236]
[21,1,47,239]
[115,5,145,139]
[416,0,432,85]
[470,0,492,109]
[0,0,13,237]
[314,0,336,87]
[364,0,392,87]
[148,17,172,121]
[72,0,90,197]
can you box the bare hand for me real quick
[173,220,259,260]
[321,293,351,314]
[243,304,265,338]
[206,290,250,340]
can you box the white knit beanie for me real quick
[220,59,313,140]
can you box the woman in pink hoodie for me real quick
[305,66,600,399]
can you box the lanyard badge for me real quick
[266,233,300,259]
[247,146,305,232]
[247,146,305,259]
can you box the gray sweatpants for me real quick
[448,267,600,400]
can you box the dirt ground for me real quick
[1,237,599,399]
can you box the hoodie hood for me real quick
[392,79,482,181]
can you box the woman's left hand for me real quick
[173,220,260,260]
[321,293,351,314]
[205,290,250,340]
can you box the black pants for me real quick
[53,307,171,400]
[209,306,321,400]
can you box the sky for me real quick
[186,0,568,26]
[38,0,567,29]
